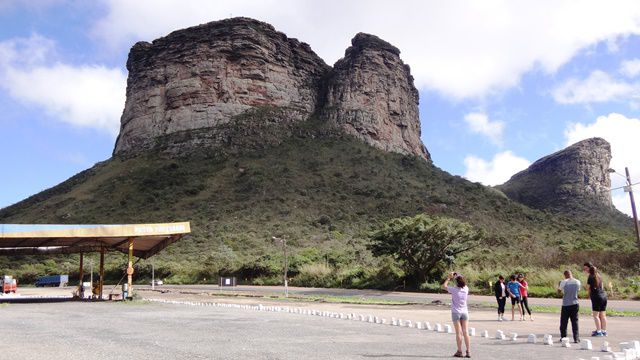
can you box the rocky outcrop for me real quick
[497,138,612,213]
[323,33,429,160]
[113,17,330,154]
[113,18,429,160]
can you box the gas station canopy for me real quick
[0,222,191,259]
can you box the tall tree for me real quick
[369,214,484,284]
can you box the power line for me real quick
[610,181,640,192]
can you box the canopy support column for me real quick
[78,252,84,299]
[126,238,134,299]
[99,246,105,300]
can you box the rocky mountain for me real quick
[497,137,613,215]
[114,17,429,160]
[1,19,634,286]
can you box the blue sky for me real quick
[1,0,639,215]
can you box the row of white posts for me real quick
[145,299,640,360]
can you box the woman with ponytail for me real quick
[583,262,608,336]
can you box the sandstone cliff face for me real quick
[497,137,612,213]
[113,18,429,160]
[113,17,330,154]
[323,33,429,159]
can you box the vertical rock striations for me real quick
[323,33,430,160]
[113,17,330,154]
[112,18,430,160]
[497,138,613,214]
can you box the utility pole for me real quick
[625,167,640,250]
[272,236,288,298]
[89,259,93,289]
[283,237,288,298]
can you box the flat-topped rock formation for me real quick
[113,17,429,160]
[113,17,330,154]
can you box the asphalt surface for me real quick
[0,301,623,360]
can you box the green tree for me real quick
[369,214,484,285]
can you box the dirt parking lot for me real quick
[0,296,637,359]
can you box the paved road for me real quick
[0,301,610,360]
[143,284,640,312]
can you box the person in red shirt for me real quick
[518,273,533,321]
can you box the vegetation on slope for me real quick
[0,125,637,294]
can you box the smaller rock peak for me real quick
[567,137,610,150]
[349,33,400,56]
[498,136,613,215]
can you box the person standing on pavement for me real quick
[506,275,525,321]
[518,274,533,321]
[443,272,471,358]
[583,262,608,337]
[493,275,507,321]
[558,270,581,343]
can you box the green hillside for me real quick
[0,125,636,289]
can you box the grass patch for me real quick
[529,305,640,317]
[298,295,411,305]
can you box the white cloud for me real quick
[0,35,126,134]
[620,58,640,78]
[463,112,505,145]
[92,0,640,99]
[612,194,634,216]
[0,34,54,66]
[463,151,531,186]
[552,70,638,105]
[565,113,640,216]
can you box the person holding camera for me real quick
[442,272,471,358]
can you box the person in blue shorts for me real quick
[506,274,525,321]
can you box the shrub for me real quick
[291,263,333,288]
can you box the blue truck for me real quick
[35,275,69,287]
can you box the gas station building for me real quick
[0,222,190,298]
